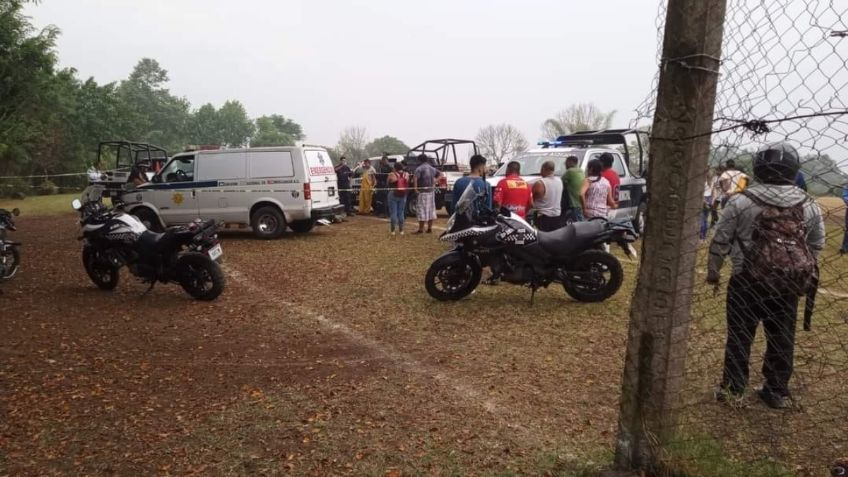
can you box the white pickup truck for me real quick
[485,129,648,233]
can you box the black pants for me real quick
[535,214,563,232]
[339,190,353,214]
[722,274,799,396]
[374,188,387,215]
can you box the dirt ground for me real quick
[0,209,845,476]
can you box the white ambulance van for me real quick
[120,146,343,239]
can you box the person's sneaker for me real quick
[715,387,745,406]
[391,231,396,237]
[399,231,405,236]
[757,388,792,409]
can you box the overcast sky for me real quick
[25,0,661,148]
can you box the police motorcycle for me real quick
[425,186,638,302]
[0,207,21,283]
[72,185,225,300]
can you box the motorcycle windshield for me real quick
[80,185,106,204]
[454,183,480,216]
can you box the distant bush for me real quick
[37,180,59,196]
[0,178,30,199]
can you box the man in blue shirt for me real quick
[452,154,490,214]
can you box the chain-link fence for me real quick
[624,1,847,475]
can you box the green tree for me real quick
[117,58,191,152]
[541,103,616,138]
[0,0,62,175]
[251,114,304,147]
[216,100,254,147]
[364,135,409,158]
[189,103,219,145]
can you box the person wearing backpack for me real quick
[386,162,409,236]
[707,142,825,409]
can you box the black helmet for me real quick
[753,142,800,185]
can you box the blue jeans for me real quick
[842,208,848,252]
[388,194,407,232]
[700,197,712,240]
[566,207,584,223]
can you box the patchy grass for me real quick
[0,212,845,476]
[0,192,80,216]
[663,436,794,477]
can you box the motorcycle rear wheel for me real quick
[425,253,481,301]
[177,253,225,301]
[0,247,20,281]
[82,246,120,290]
[562,250,623,303]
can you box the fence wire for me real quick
[631,1,848,475]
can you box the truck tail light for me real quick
[438,175,447,188]
[303,183,312,200]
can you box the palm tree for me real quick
[541,103,617,139]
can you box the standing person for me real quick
[334,156,354,216]
[582,159,617,219]
[374,154,393,217]
[493,161,532,218]
[708,142,824,409]
[561,155,585,222]
[532,161,564,231]
[357,159,376,215]
[841,182,848,255]
[700,176,714,242]
[709,166,724,227]
[599,152,621,203]
[452,154,491,213]
[719,160,747,207]
[386,162,409,236]
[413,154,441,234]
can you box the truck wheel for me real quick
[132,207,164,232]
[633,201,647,235]
[251,206,286,239]
[289,220,315,233]
[406,194,418,217]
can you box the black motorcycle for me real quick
[425,187,638,303]
[73,186,225,300]
[0,207,21,283]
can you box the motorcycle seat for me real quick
[137,230,174,254]
[538,221,605,258]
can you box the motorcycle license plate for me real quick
[208,244,223,261]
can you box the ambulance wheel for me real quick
[133,207,163,232]
[289,220,315,233]
[251,206,286,239]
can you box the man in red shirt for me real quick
[599,153,621,203]
[493,161,533,218]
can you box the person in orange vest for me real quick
[493,161,532,218]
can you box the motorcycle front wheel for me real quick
[82,246,120,290]
[562,250,623,303]
[0,246,20,281]
[177,253,225,301]
[425,252,481,301]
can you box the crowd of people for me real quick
[333,152,445,236]
[484,151,624,232]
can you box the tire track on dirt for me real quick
[224,264,547,448]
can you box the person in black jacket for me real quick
[334,156,354,216]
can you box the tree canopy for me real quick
[364,135,409,158]
[0,0,306,196]
[541,103,617,139]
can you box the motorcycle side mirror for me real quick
[11,208,20,216]
[72,199,82,210]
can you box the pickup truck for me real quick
[485,129,648,233]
